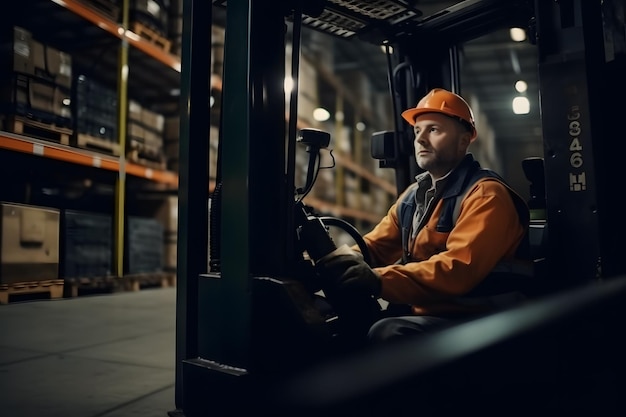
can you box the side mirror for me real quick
[371,130,396,160]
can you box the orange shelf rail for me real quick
[0,132,178,186]
[125,160,179,186]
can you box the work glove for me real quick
[315,244,382,299]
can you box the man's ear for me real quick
[460,130,473,148]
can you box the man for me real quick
[316,88,532,343]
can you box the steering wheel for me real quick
[319,216,372,266]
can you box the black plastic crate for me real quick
[61,210,113,279]
[126,216,163,274]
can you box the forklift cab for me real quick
[174,1,626,415]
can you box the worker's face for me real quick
[413,113,472,179]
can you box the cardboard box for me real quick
[0,74,71,125]
[128,121,146,140]
[163,115,179,141]
[1,202,60,284]
[128,100,143,123]
[1,26,34,75]
[31,40,72,89]
[155,196,178,271]
[141,107,164,133]
[143,128,163,149]
[28,78,55,114]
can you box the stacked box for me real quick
[31,41,72,90]
[344,173,361,209]
[0,26,34,76]
[154,196,178,271]
[126,216,163,274]
[1,73,71,125]
[297,55,319,126]
[168,0,183,56]
[164,118,218,176]
[61,210,113,279]
[1,202,60,285]
[75,74,118,142]
[212,25,225,76]
[340,69,372,106]
[0,27,73,128]
[127,100,165,164]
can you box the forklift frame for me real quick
[173,1,626,415]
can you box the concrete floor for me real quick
[0,287,177,417]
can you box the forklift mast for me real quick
[174,1,626,416]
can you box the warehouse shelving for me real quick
[2,0,184,280]
[13,1,395,212]
[1,0,398,290]
[50,0,181,73]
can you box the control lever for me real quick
[295,202,336,262]
[293,128,381,343]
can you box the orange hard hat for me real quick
[401,88,477,140]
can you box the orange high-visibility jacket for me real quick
[362,154,531,316]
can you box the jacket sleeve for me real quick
[358,204,404,267]
[354,186,416,267]
[375,180,527,305]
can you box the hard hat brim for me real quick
[401,107,477,140]
[401,107,450,126]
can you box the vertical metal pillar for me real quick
[595,0,626,277]
[180,0,290,415]
[535,0,604,288]
[114,0,130,278]
[174,0,211,410]
[197,0,288,366]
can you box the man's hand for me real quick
[315,244,382,299]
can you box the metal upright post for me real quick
[535,0,603,288]
[180,0,290,415]
[113,0,130,278]
[174,0,211,410]
[195,0,290,365]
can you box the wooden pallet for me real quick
[128,137,164,160]
[63,276,120,298]
[120,273,176,292]
[1,115,72,145]
[0,279,64,304]
[127,149,167,170]
[76,133,121,156]
[64,273,175,297]
[131,21,171,52]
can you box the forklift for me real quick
[173,1,626,415]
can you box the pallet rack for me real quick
[1,0,397,296]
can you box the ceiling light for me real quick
[356,122,366,131]
[515,80,528,93]
[313,107,330,122]
[380,44,393,54]
[512,96,530,114]
[510,27,526,42]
